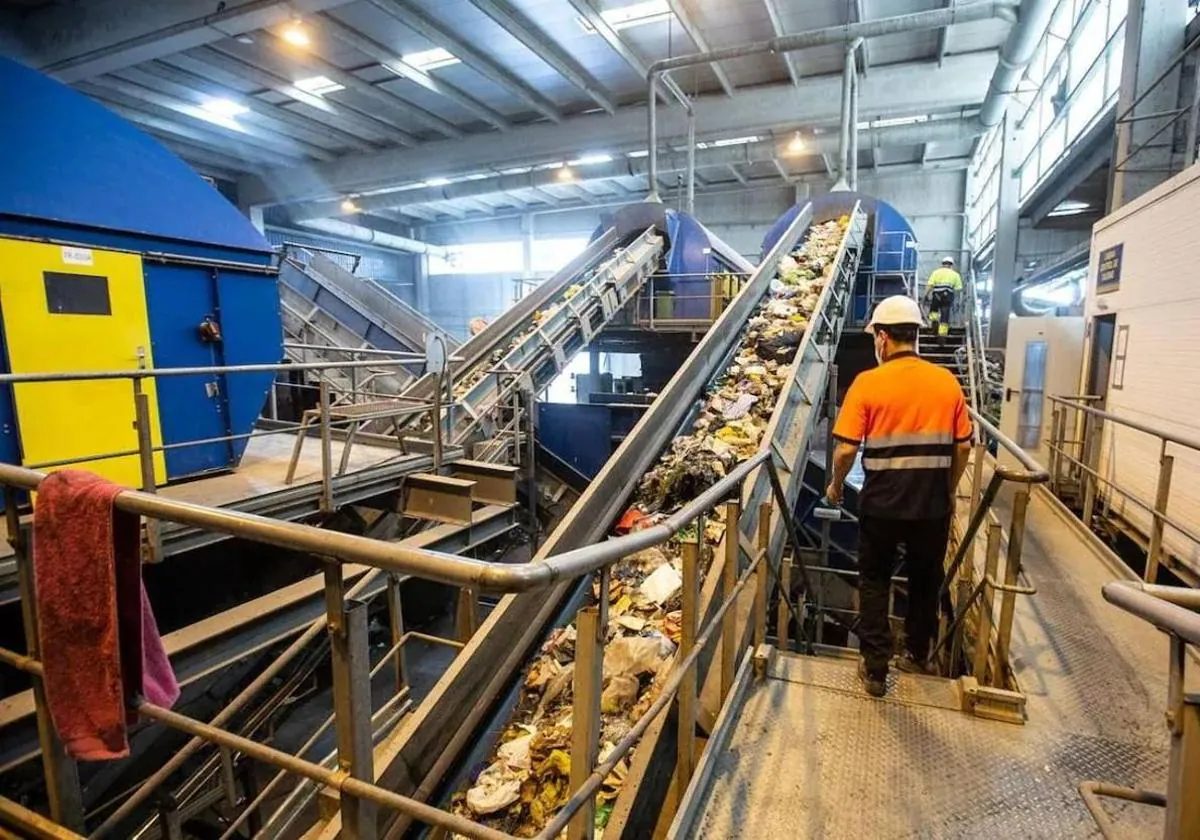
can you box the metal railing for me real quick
[0,355,456,559]
[1047,395,1200,584]
[1080,581,1200,838]
[932,408,1048,690]
[634,272,750,330]
[1111,28,1200,181]
[0,440,813,840]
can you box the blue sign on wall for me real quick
[1097,243,1123,294]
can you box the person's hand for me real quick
[825,481,843,507]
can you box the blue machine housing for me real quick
[763,192,919,325]
[594,202,755,319]
[0,58,282,481]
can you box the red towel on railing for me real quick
[32,470,179,760]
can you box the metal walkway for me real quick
[677,486,1174,839]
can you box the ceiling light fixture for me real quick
[341,198,362,213]
[569,153,614,166]
[282,21,310,47]
[294,75,345,95]
[424,177,452,187]
[402,48,461,71]
[580,0,672,33]
[556,167,575,182]
[201,98,249,119]
[786,131,806,155]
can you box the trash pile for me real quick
[451,217,849,838]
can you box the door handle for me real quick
[1006,388,1019,403]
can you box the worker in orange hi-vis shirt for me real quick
[825,295,973,698]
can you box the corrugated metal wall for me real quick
[1085,165,1200,575]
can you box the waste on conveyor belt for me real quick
[452,217,849,838]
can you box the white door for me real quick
[998,316,1084,470]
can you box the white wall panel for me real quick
[1084,164,1200,575]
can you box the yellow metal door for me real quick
[0,238,166,487]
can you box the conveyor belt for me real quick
[336,203,867,839]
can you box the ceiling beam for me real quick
[254,30,463,140]
[80,89,299,167]
[140,60,376,152]
[24,0,358,82]
[852,0,872,73]
[288,120,977,217]
[89,73,334,160]
[114,64,356,153]
[155,137,255,180]
[772,158,792,182]
[318,13,511,132]
[184,47,403,143]
[466,0,616,114]
[761,0,800,86]
[664,0,735,96]
[564,0,679,105]
[938,0,956,67]
[419,158,973,225]
[364,0,562,123]
[726,164,748,185]
[243,52,999,207]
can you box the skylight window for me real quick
[402,48,461,71]
[294,75,345,95]
[580,0,672,33]
[695,135,760,150]
[1046,199,1092,217]
[423,177,452,187]
[201,98,248,119]
[568,153,613,166]
[856,115,930,130]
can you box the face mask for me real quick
[874,336,884,366]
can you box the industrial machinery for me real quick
[0,58,282,486]
[305,201,865,839]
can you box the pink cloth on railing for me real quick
[32,470,178,760]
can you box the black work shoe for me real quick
[858,661,887,697]
[896,652,935,675]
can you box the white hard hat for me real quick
[865,295,924,334]
[941,255,955,266]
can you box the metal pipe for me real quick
[686,107,696,214]
[1078,781,1167,839]
[834,46,854,190]
[135,704,515,840]
[0,357,427,385]
[1103,581,1200,647]
[297,218,451,259]
[90,569,386,837]
[0,793,87,839]
[1187,52,1200,166]
[644,1,1019,182]
[849,55,860,191]
[1047,395,1200,455]
[977,0,1057,127]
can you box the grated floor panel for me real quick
[688,487,1178,839]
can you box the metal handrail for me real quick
[0,442,805,840]
[1103,581,1200,646]
[1048,395,1200,454]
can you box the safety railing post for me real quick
[973,520,1002,685]
[777,551,792,654]
[994,486,1030,686]
[1146,441,1175,584]
[432,369,444,472]
[1081,416,1099,530]
[387,574,407,695]
[318,378,334,513]
[720,501,740,698]
[5,492,84,831]
[567,606,602,840]
[323,569,376,840]
[456,587,479,644]
[754,502,771,649]
[970,441,986,519]
[132,375,163,563]
[675,538,700,797]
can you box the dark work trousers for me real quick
[857,514,951,676]
[929,288,955,326]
